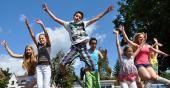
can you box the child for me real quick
[25,18,51,88]
[42,4,113,74]
[85,37,103,88]
[1,40,37,88]
[149,38,162,73]
[114,30,142,88]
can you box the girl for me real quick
[119,25,170,86]
[42,4,113,75]
[114,30,142,88]
[1,40,37,88]
[25,18,51,88]
[149,38,162,73]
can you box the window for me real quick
[11,81,14,85]
[21,80,26,84]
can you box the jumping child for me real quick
[42,3,113,75]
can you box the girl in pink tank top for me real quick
[135,44,150,65]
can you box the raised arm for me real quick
[152,38,159,57]
[25,18,38,46]
[35,19,51,46]
[113,30,123,63]
[149,45,169,57]
[119,25,138,47]
[1,40,23,58]
[98,51,104,60]
[86,5,113,27]
[42,4,65,26]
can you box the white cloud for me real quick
[94,33,106,44]
[0,54,25,76]
[19,14,26,22]
[0,23,107,76]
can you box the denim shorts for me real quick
[135,64,151,69]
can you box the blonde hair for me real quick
[133,32,144,44]
[132,32,145,51]
[22,45,37,74]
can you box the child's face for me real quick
[149,50,154,57]
[73,13,83,23]
[39,34,46,45]
[25,47,32,56]
[90,40,97,50]
[125,47,133,58]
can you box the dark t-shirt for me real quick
[37,43,51,63]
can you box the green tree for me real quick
[51,51,77,88]
[112,60,120,80]
[98,48,113,80]
[0,68,11,88]
[113,0,170,72]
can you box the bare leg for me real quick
[138,66,151,80]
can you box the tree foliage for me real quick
[114,0,170,71]
[98,48,113,80]
[0,68,11,88]
[112,60,120,79]
[51,51,76,88]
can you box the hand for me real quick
[35,19,43,25]
[118,25,124,31]
[154,38,163,47]
[154,38,158,43]
[164,53,169,57]
[106,5,113,12]
[1,40,7,47]
[24,17,29,24]
[113,30,119,35]
[42,4,48,12]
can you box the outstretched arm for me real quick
[149,45,169,57]
[86,5,113,27]
[35,19,51,46]
[42,4,65,26]
[25,18,38,46]
[1,40,23,58]
[113,30,122,63]
[119,25,138,47]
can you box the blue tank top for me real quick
[88,49,99,70]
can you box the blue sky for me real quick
[0,0,120,75]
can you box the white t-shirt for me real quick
[63,21,90,45]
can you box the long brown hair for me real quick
[22,45,37,74]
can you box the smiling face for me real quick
[25,46,33,56]
[133,33,145,45]
[73,11,83,23]
[137,34,145,44]
[39,34,46,45]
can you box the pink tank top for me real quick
[135,45,150,64]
